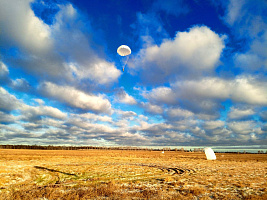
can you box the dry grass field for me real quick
[0,149,266,200]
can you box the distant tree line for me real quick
[0,144,194,151]
[2,145,265,153]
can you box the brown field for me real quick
[0,149,266,200]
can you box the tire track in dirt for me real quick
[53,162,196,176]
[133,163,196,175]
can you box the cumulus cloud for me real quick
[34,99,45,105]
[22,122,44,131]
[0,1,121,85]
[0,61,10,84]
[228,107,255,120]
[115,88,137,105]
[10,78,31,92]
[1,125,37,140]
[141,102,164,114]
[0,0,66,79]
[20,105,67,121]
[203,120,225,130]
[135,122,173,137]
[52,5,121,84]
[131,26,226,83]
[228,121,256,135]
[0,0,52,54]
[0,111,17,124]
[0,87,67,126]
[167,107,194,119]
[72,113,113,123]
[142,86,177,104]
[140,75,267,119]
[39,82,112,113]
[67,117,114,133]
[115,110,137,119]
[0,87,21,112]
[172,76,267,106]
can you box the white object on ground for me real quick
[204,147,216,160]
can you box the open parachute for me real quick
[117,45,131,72]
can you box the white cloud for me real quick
[0,111,18,123]
[141,102,164,114]
[73,113,113,123]
[51,4,121,85]
[39,82,112,113]
[0,0,52,54]
[173,77,229,100]
[230,76,267,105]
[87,62,121,85]
[228,121,256,135]
[115,110,137,119]
[0,61,8,75]
[11,78,31,92]
[0,0,70,79]
[0,87,21,112]
[203,120,225,130]
[20,104,67,121]
[0,1,121,85]
[0,61,9,84]
[41,118,65,129]
[140,75,267,119]
[228,107,255,120]
[167,107,194,119]
[141,75,267,119]
[40,106,67,119]
[115,88,137,105]
[172,76,267,105]
[67,117,114,133]
[34,99,45,105]
[0,86,66,122]
[143,86,177,104]
[22,122,43,131]
[132,26,225,83]
[63,59,120,86]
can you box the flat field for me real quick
[0,149,266,200]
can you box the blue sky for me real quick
[0,0,266,149]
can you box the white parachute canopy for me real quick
[204,147,216,160]
[117,45,131,56]
[117,45,131,71]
